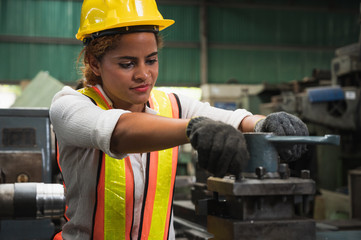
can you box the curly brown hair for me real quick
[77,33,163,87]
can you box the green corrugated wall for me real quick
[0,0,83,83]
[157,4,200,85]
[0,0,359,85]
[207,3,359,83]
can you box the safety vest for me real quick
[76,86,181,240]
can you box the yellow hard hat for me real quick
[76,0,175,42]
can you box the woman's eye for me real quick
[119,62,134,69]
[147,59,158,65]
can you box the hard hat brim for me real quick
[76,19,175,41]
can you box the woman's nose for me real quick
[134,63,149,81]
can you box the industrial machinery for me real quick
[0,108,65,240]
[300,42,361,132]
[204,134,339,240]
[174,133,340,240]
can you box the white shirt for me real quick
[49,85,252,240]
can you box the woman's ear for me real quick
[88,55,101,77]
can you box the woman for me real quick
[50,0,308,239]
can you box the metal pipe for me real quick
[0,183,65,219]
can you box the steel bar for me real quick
[0,183,65,219]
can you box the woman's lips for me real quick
[131,84,150,93]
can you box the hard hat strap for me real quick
[83,25,159,45]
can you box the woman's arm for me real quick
[110,112,190,154]
[239,114,266,132]
[110,112,266,154]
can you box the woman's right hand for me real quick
[186,117,249,177]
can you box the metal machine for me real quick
[0,108,65,240]
[174,134,340,240]
[299,42,361,131]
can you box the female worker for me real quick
[50,0,308,239]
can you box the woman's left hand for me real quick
[254,111,309,161]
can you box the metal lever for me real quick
[266,134,340,145]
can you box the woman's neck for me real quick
[114,102,146,113]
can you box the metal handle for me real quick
[265,134,340,145]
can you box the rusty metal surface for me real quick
[0,151,43,183]
[207,177,316,196]
[207,215,316,240]
[0,108,54,183]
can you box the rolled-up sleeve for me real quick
[178,93,253,130]
[50,86,129,158]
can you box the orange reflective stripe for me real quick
[56,142,61,172]
[167,93,180,119]
[53,231,62,240]
[93,154,106,240]
[91,86,112,109]
[140,151,159,239]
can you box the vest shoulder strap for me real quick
[78,86,111,110]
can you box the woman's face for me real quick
[91,32,159,111]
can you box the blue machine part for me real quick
[307,86,345,103]
[214,101,237,110]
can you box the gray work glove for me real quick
[186,117,249,177]
[254,111,309,161]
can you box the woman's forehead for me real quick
[110,32,158,55]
